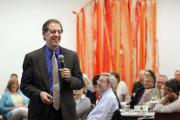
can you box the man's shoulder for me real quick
[25,47,44,57]
[134,81,142,86]
[104,89,116,99]
[60,46,76,54]
[119,80,127,86]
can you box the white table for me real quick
[120,109,155,120]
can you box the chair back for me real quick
[154,112,180,120]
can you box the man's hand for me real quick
[40,91,53,105]
[59,68,71,81]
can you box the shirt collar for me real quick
[102,88,113,96]
[45,45,60,58]
[81,94,86,99]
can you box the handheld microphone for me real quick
[59,55,65,68]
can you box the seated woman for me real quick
[129,70,157,108]
[154,79,180,113]
[0,78,29,120]
[74,81,91,120]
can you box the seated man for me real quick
[154,74,168,100]
[87,73,119,120]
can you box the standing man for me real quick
[87,73,119,120]
[20,19,83,120]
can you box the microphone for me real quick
[58,55,65,68]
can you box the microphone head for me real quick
[59,55,65,68]
[59,55,64,62]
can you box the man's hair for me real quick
[165,79,180,96]
[157,74,168,81]
[100,72,114,85]
[92,74,100,86]
[42,19,63,33]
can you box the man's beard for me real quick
[97,86,107,93]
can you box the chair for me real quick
[112,109,123,120]
[154,112,180,120]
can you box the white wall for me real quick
[157,0,180,78]
[0,0,180,94]
[0,0,87,94]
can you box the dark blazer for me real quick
[129,87,145,109]
[132,81,144,94]
[20,46,83,120]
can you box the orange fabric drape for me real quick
[76,0,158,93]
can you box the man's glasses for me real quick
[48,29,63,35]
[97,79,107,83]
[163,86,173,92]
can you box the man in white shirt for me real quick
[87,73,119,120]
[154,74,168,100]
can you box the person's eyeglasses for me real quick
[97,79,107,83]
[163,86,173,92]
[48,29,63,35]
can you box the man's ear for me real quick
[42,32,46,41]
[42,31,46,36]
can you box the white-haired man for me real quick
[87,73,119,120]
[154,74,168,100]
[156,74,167,90]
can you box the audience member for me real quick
[0,78,29,120]
[175,70,180,82]
[132,70,145,95]
[83,74,94,104]
[129,70,156,108]
[10,73,18,79]
[154,74,168,99]
[87,73,118,120]
[74,80,91,120]
[87,74,100,105]
[156,74,167,89]
[111,72,130,102]
[154,79,180,113]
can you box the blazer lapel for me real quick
[38,47,50,92]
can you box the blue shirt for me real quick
[87,88,119,120]
[45,45,60,95]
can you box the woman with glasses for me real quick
[154,79,180,113]
[129,69,157,108]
